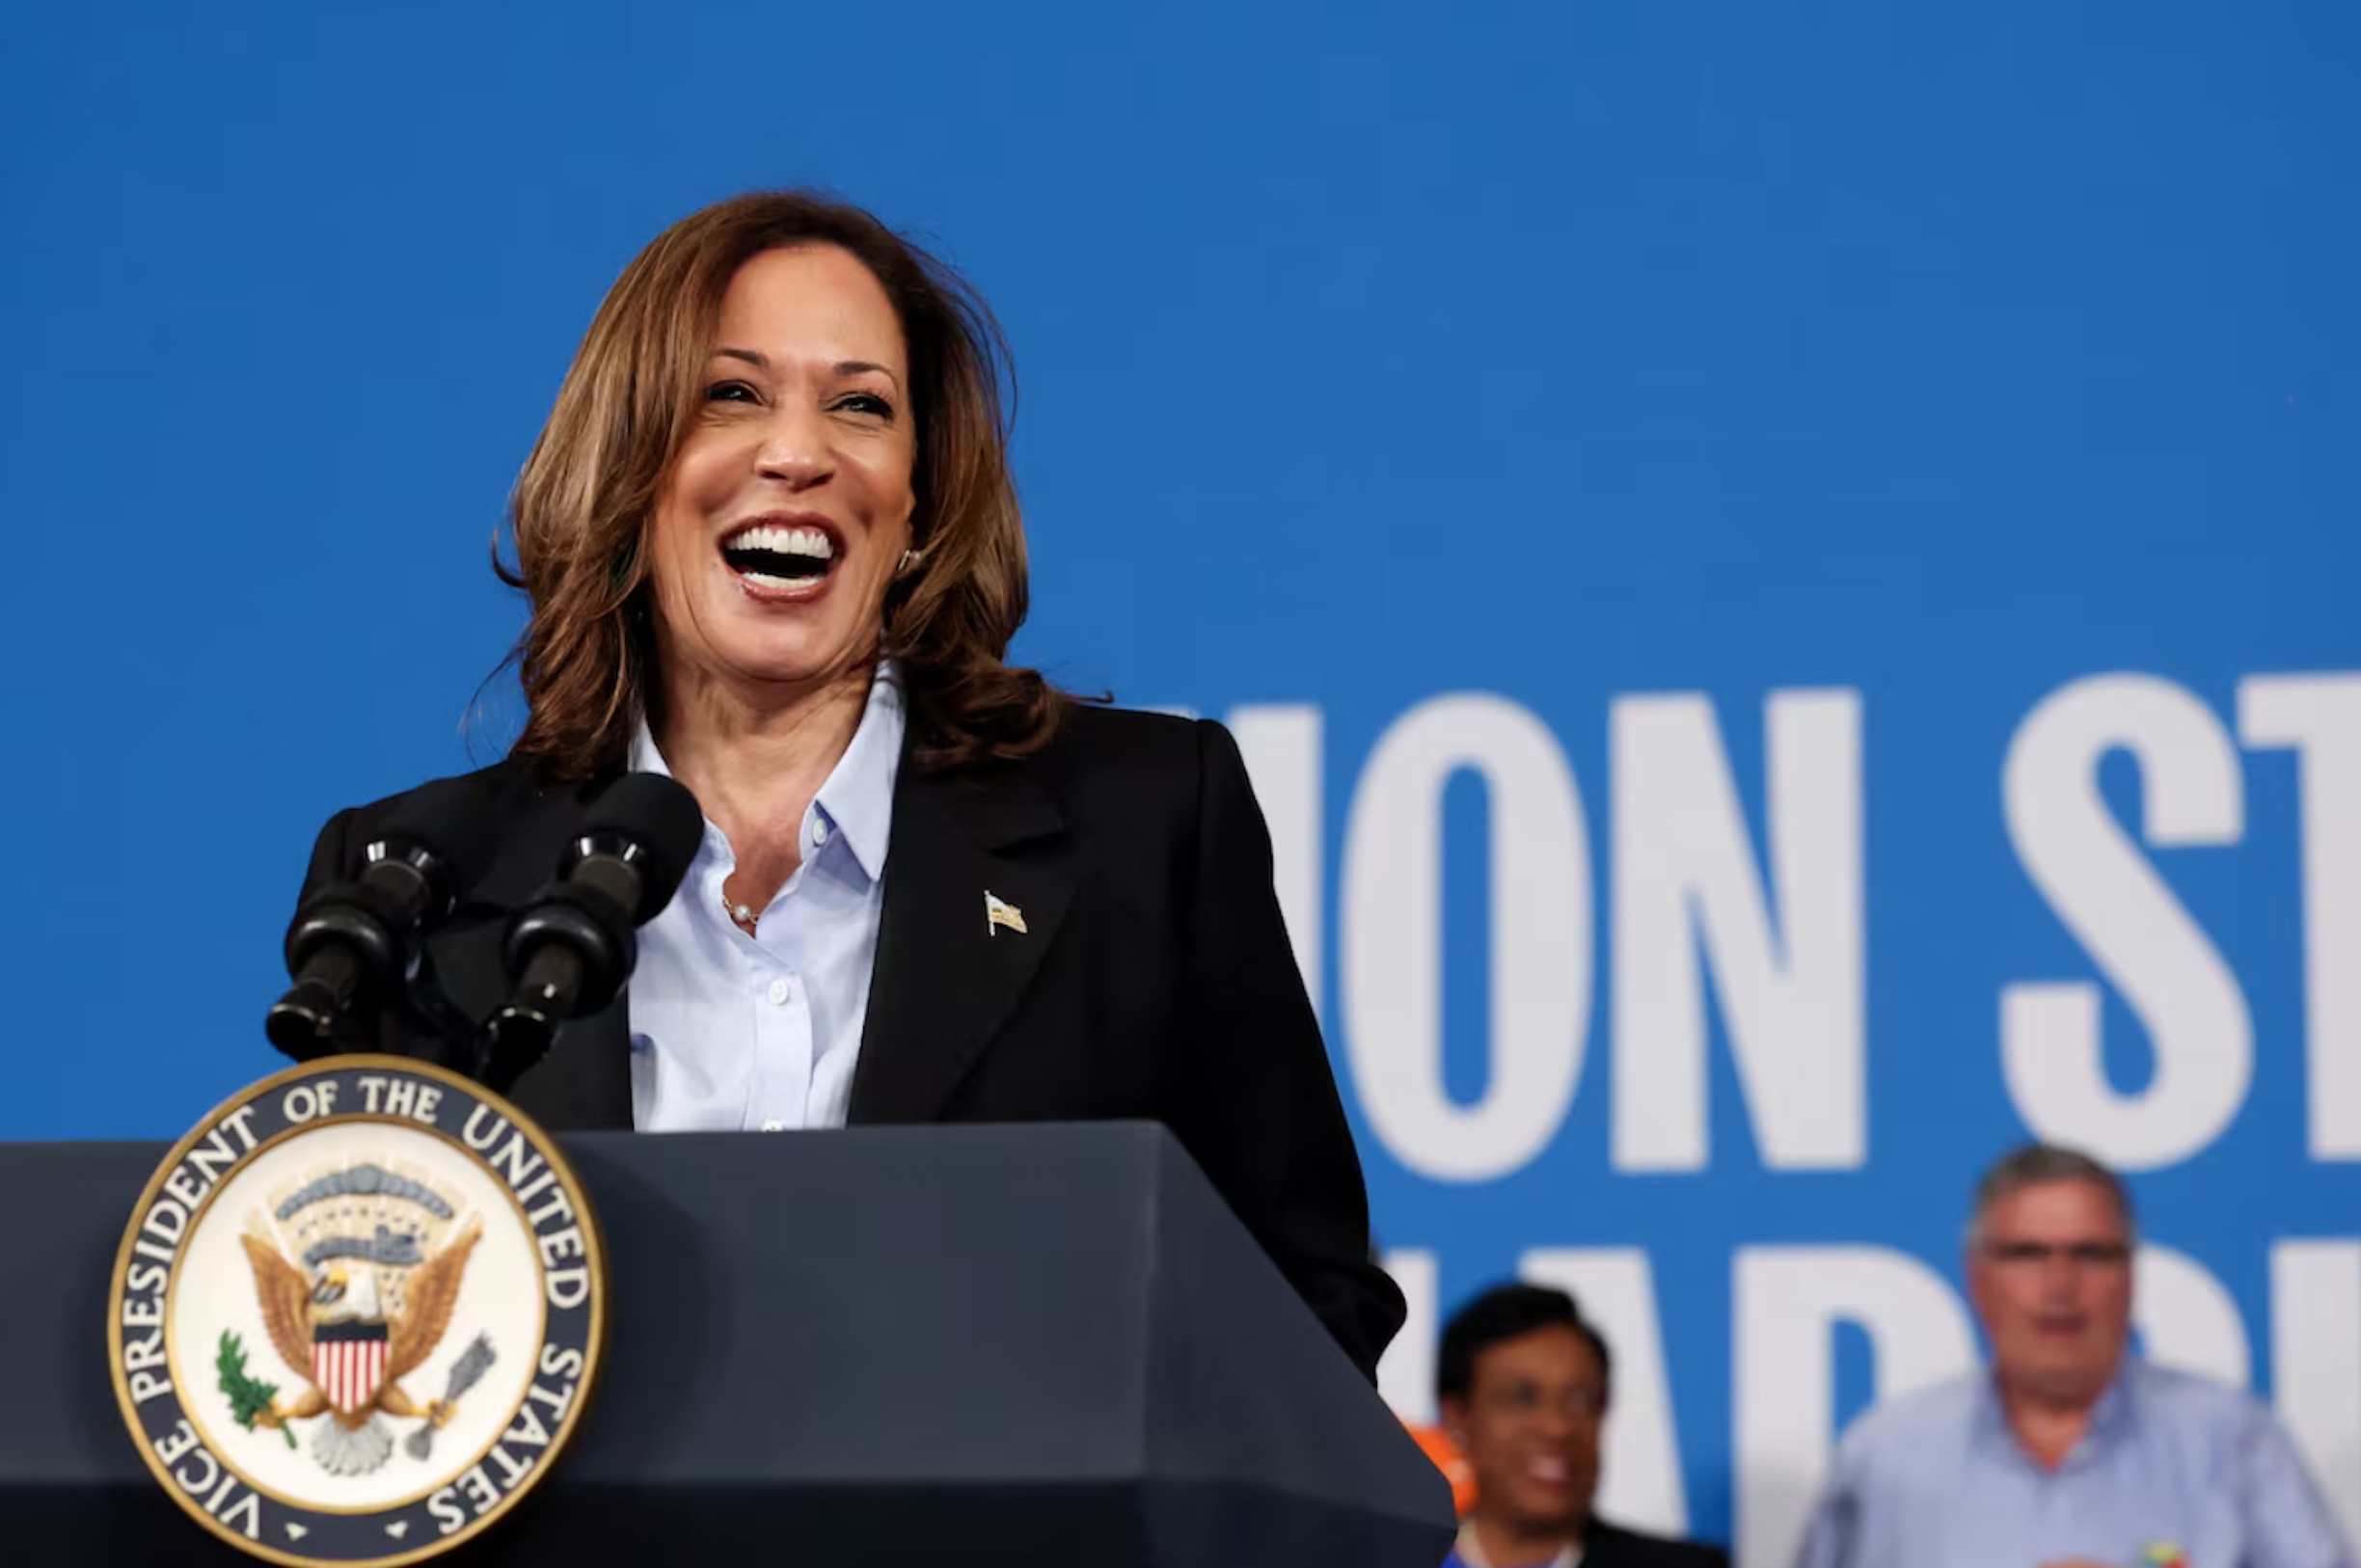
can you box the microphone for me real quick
[266,777,500,1061]
[476,772,702,1094]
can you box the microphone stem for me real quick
[264,947,364,1059]
[478,945,582,1095]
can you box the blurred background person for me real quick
[1794,1144,2353,1568]
[1438,1283,1727,1568]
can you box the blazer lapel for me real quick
[416,768,635,1131]
[849,754,1076,1123]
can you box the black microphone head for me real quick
[363,773,503,900]
[578,771,704,922]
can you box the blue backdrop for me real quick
[6,5,2357,1563]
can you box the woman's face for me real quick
[648,244,917,700]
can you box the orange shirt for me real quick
[1405,1420,1478,1516]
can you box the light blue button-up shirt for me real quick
[1795,1357,2354,1568]
[623,668,904,1132]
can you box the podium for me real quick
[0,1122,1454,1566]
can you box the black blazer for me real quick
[1584,1517,1730,1568]
[297,704,1405,1378]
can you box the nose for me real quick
[2036,1255,2087,1305]
[754,403,834,490]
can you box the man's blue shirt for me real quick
[1795,1357,2352,1568]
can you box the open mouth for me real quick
[721,521,838,590]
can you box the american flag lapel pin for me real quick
[984,890,1028,936]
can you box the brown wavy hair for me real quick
[496,190,1066,779]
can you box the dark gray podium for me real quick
[0,1122,1454,1566]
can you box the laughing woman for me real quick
[290,190,1404,1378]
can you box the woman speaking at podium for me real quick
[291,191,1403,1379]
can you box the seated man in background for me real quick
[1438,1283,1727,1568]
[1795,1144,2353,1568]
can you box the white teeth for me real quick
[725,524,833,559]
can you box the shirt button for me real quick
[759,1119,784,1132]
[767,978,791,1006]
[811,818,831,847]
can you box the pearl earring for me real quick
[898,548,923,574]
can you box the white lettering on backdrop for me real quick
[2239,674,2361,1160]
[2000,674,2252,1169]
[1611,689,1863,1171]
[1340,693,1591,1181]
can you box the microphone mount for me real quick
[266,840,461,1060]
[470,774,701,1095]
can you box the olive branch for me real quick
[216,1330,296,1449]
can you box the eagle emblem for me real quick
[229,1161,490,1476]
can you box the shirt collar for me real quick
[1973,1353,2140,1467]
[814,666,904,881]
[627,662,906,884]
[1453,1520,1580,1568]
[2083,1353,2139,1443]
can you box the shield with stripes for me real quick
[312,1318,390,1416]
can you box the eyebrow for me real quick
[712,347,904,392]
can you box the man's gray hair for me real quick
[1966,1143,2137,1250]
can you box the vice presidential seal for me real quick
[108,1056,605,1565]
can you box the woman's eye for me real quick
[837,392,896,419]
[704,381,758,403]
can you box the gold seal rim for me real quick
[106,1054,609,1568]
